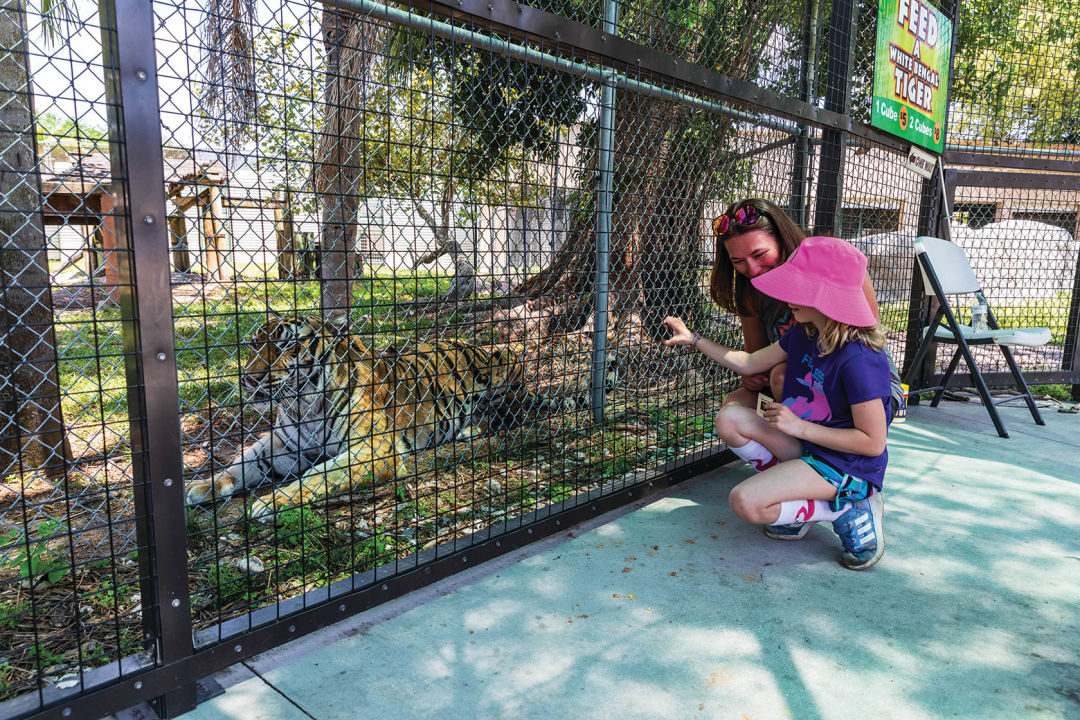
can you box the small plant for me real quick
[208,562,249,606]
[87,579,121,615]
[0,520,70,585]
[545,483,576,501]
[1031,384,1074,402]
[30,643,68,670]
[0,599,29,630]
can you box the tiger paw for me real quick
[185,479,214,506]
[186,474,236,506]
[248,496,278,523]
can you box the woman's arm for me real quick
[763,398,888,456]
[663,316,786,376]
[740,315,770,391]
[741,314,768,352]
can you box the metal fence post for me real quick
[1063,253,1080,399]
[789,0,820,227]
[99,0,196,715]
[590,0,619,422]
[812,0,857,235]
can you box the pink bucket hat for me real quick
[750,236,877,328]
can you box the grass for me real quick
[879,292,1074,344]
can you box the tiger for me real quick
[184,313,580,521]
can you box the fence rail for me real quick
[1,0,1078,717]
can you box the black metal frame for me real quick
[902,246,1046,438]
[100,0,196,715]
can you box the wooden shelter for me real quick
[40,149,231,288]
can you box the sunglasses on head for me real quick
[713,204,766,235]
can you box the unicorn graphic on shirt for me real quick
[784,371,832,422]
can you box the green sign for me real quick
[871,0,953,153]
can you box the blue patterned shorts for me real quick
[800,452,874,511]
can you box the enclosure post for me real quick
[1063,249,1080,398]
[789,0,820,227]
[275,188,296,279]
[201,183,230,280]
[168,212,191,272]
[590,0,618,422]
[99,0,196,715]
[902,170,948,399]
[98,190,121,294]
[812,0,857,235]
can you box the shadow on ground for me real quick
[174,402,1080,720]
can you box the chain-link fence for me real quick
[1,0,1078,717]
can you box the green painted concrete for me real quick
[174,401,1080,720]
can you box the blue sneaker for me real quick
[763,521,815,541]
[831,492,884,570]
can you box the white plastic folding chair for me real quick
[903,236,1051,438]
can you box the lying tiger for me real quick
[185,313,579,521]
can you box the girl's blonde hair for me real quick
[805,317,886,356]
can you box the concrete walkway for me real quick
[172,401,1080,720]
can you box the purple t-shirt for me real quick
[778,324,891,488]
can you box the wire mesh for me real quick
[0,0,1078,715]
[0,2,155,711]
[937,179,1080,375]
[948,0,1080,156]
[154,0,755,644]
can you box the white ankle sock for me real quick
[774,499,850,525]
[730,439,778,472]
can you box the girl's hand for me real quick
[661,316,694,347]
[762,401,805,437]
[741,373,769,392]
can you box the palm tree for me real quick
[0,0,72,481]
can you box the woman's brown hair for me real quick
[708,198,805,317]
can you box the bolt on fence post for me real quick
[591,0,619,423]
[99,0,196,715]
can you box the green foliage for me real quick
[0,520,70,585]
[36,111,107,154]
[0,600,29,631]
[1031,384,1074,401]
[386,4,590,178]
[198,23,321,211]
[208,562,249,605]
[30,643,67,670]
[950,0,1080,143]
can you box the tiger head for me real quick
[240,313,356,400]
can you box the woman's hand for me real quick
[762,401,805,438]
[662,316,695,347]
[741,373,769,392]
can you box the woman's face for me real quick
[724,229,782,279]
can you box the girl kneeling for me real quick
[664,236,891,570]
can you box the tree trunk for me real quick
[510,10,774,339]
[0,0,71,481]
[316,8,384,318]
[514,96,726,338]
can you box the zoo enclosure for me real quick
[1,0,1079,718]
